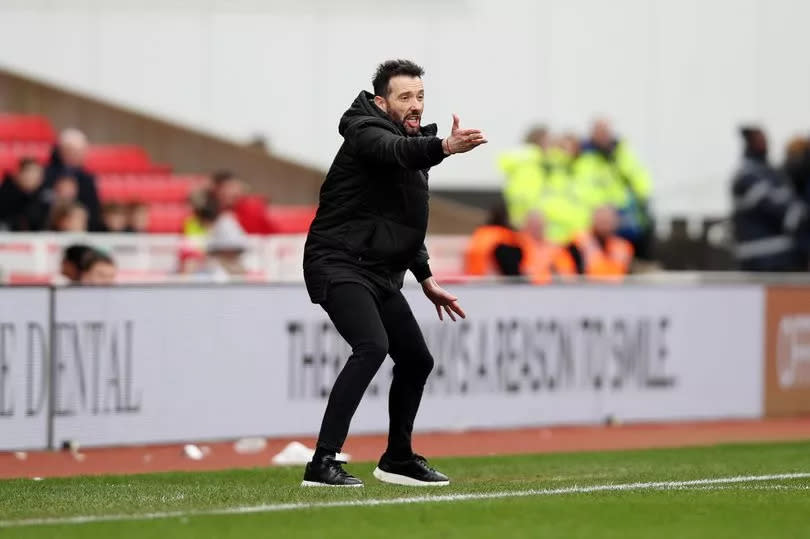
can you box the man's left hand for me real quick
[421,277,466,322]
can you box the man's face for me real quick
[54,176,78,201]
[129,205,149,232]
[61,140,87,168]
[104,209,127,232]
[523,212,546,242]
[80,262,117,285]
[57,208,88,232]
[376,76,424,135]
[592,206,619,238]
[214,178,243,210]
[16,163,43,193]
[592,120,613,150]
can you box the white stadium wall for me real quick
[1,283,766,450]
[1,0,809,217]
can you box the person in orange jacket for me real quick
[567,205,634,278]
[466,203,575,284]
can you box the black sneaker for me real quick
[373,453,450,486]
[301,456,363,487]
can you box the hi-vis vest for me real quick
[498,145,545,229]
[573,233,634,277]
[465,225,575,284]
[574,141,652,209]
[499,145,591,245]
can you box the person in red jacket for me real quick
[211,170,275,234]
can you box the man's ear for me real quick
[373,95,388,113]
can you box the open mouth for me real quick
[405,115,420,129]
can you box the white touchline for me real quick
[1,472,808,529]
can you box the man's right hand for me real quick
[443,114,488,155]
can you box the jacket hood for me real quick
[338,91,438,138]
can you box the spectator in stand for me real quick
[498,125,548,231]
[576,119,654,259]
[465,203,575,284]
[128,202,149,233]
[44,128,104,231]
[540,132,591,245]
[211,170,274,234]
[567,206,634,278]
[732,126,809,271]
[59,244,94,283]
[77,248,117,285]
[184,197,217,238]
[201,213,249,280]
[49,201,88,232]
[49,173,79,205]
[102,202,129,233]
[0,158,48,231]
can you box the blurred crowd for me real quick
[0,129,152,234]
[731,127,810,272]
[466,119,652,282]
[0,127,273,284]
[9,120,810,286]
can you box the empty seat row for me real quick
[146,204,192,233]
[0,115,56,142]
[97,175,198,203]
[85,145,172,174]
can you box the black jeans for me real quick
[315,282,434,459]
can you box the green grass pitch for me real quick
[1,441,808,538]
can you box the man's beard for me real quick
[402,118,421,135]
[391,110,421,135]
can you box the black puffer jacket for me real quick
[303,91,446,303]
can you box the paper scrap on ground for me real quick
[271,441,350,465]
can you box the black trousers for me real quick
[315,282,434,458]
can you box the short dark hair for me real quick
[49,201,86,230]
[18,157,40,171]
[372,59,425,98]
[78,248,115,275]
[102,202,125,214]
[63,244,93,267]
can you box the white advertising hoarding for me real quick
[0,288,50,451]
[50,284,765,447]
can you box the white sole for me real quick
[300,480,363,488]
[373,467,450,487]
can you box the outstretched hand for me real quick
[443,114,487,155]
[421,277,466,322]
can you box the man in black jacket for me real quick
[44,128,104,232]
[302,60,486,487]
[732,127,809,271]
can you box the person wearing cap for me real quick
[732,126,810,271]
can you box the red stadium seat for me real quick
[0,115,56,143]
[146,203,191,233]
[266,205,318,234]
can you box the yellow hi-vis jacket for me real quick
[573,140,652,210]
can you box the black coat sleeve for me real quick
[346,121,446,171]
[80,173,105,232]
[409,243,432,282]
[734,172,807,233]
